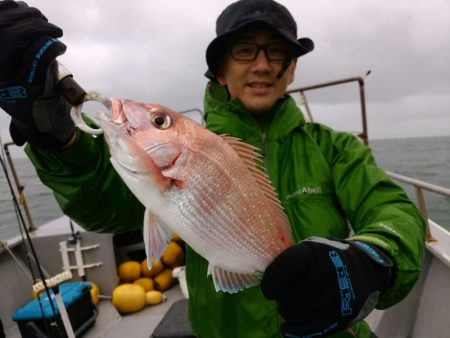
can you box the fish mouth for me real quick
[111,99,127,123]
[98,110,124,135]
[98,111,164,181]
[97,111,133,157]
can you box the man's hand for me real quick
[0,1,75,151]
[261,237,393,337]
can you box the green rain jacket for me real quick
[25,82,425,338]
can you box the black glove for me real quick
[261,237,393,337]
[0,1,75,151]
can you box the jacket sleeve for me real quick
[317,126,426,308]
[25,130,145,233]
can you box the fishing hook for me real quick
[70,91,111,135]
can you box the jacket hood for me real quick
[203,81,306,143]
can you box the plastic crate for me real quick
[12,282,96,338]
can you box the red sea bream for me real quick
[98,99,293,293]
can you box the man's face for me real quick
[216,27,297,116]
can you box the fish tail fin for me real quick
[143,208,172,268]
[208,264,263,293]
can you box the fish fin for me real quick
[209,263,263,293]
[143,208,172,268]
[220,135,293,243]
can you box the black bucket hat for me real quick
[205,0,314,79]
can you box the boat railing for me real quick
[179,108,205,126]
[385,171,450,243]
[287,73,371,146]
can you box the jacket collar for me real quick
[204,81,305,141]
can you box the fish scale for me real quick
[166,148,272,258]
[179,168,277,261]
[169,178,269,270]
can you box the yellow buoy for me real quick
[133,277,154,292]
[141,258,164,278]
[153,268,175,291]
[146,290,164,305]
[112,284,146,313]
[88,281,100,304]
[171,232,184,243]
[161,241,185,268]
[118,261,141,282]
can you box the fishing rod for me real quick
[0,138,64,337]
[3,142,36,231]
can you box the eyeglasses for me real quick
[229,42,291,62]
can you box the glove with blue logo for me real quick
[261,237,393,337]
[0,1,75,151]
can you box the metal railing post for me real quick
[4,142,37,232]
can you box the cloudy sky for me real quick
[1,0,449,158]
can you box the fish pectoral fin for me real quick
[143,208,172,268]
[208,263,263,293]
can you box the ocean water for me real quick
[0,155,63,241]
[0,136,449,241]
[369,135,450,228]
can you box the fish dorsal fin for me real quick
[220,135,292,241]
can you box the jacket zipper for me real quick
[260,127,270,170]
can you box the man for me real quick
[0,0,425,337]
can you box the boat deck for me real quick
[5,285,185,338]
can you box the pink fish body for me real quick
[99,99,293,292]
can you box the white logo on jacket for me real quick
[286,186,322,200]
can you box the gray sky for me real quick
[1,0,449,158]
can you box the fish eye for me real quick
[151,113,172,129]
